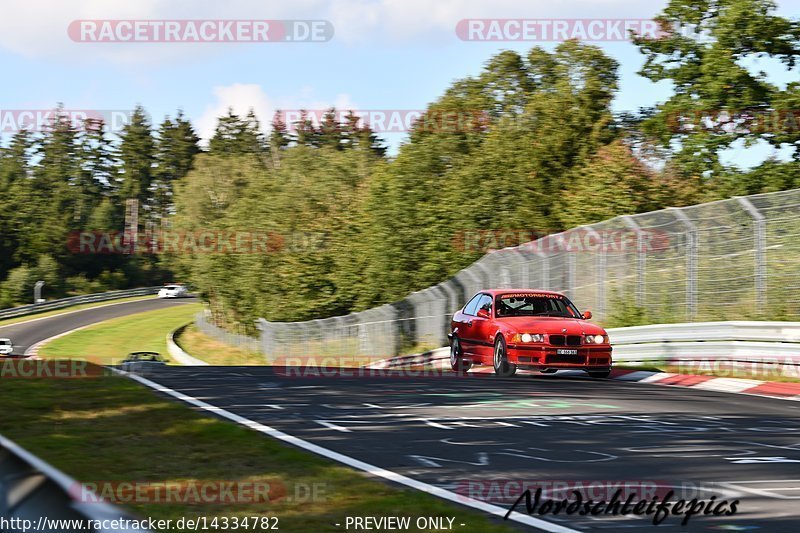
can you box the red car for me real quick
[448,289,612,377]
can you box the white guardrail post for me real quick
[0,434,149,532]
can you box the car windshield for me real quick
[495,293,580,318]
[165,286,178,290]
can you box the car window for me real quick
[0,340,10,345]
[477,294,493,315]
[495,293,581,318]
[463,294,483,316]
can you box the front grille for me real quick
[549,335,582,346]
[548,354,586,364]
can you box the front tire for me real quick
[493,337,516,377]
[450,336,472,373]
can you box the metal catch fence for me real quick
[201,188,800,363]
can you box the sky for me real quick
[1,0,798,167]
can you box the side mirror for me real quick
[477,308,491,319]
[582,310,593,320]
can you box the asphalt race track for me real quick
[129,366,800,532]
[5,300,799,531]
[0,297,196,355]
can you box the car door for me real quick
[470,294,495,362]
[454,293,482,356]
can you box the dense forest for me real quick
[1,0,798,326]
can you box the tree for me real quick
[154,111,201,219]
[633,0,799,180]
[560,141,664,227]
[209,108,266,157]
[117,105,156,208]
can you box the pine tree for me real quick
[154,111,200,219]
[117,105,156,210]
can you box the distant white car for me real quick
[158,284,188,298]
[0,338,13,356]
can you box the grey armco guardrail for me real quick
[610,321,800,363]
[0,288,160,321]
[0,433,149,532]
[367,321,800,370]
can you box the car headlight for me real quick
[513,333,544,343]
[585,334,608,344]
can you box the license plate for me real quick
[556,349,578,355]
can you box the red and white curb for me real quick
[606,368,800,401]
[367,349,800,402]
[471,366,800,402]
[23,325,93,358]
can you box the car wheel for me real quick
[493,337,516,377]
[450,336,472,373]
[587,369,611,378]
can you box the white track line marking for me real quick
[122,371,580,533]
[24,325,93,356]
[718,482,800,500]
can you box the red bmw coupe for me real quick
[448,289,612,377]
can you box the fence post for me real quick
[471,260,493,289]
[552,233,576,297]
[622,216,646,307]
[669,207,698,321]
[582,226,606,319]
[541,252,550,290]
[500,248,527,288]
[255,318,272,362]
[735,197,766,313]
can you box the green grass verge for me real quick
[40,304,202,365]
[176,324,265,365]
[0,375,516,532]
[0,295,158,328]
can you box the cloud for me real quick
[0,0,326,64]
[195,83,354,144]
[0,0,669,63]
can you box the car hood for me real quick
[497,316,606,335]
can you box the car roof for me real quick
[480,289,566,297]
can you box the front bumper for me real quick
[506,344,612,369]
